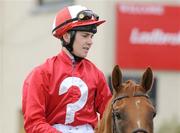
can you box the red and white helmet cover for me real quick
[52,5,105,39]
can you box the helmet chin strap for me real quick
[62,31,83,62]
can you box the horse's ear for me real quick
[141,67,154,93]
[112,65,122,93]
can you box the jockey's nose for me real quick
[132,128,148,133]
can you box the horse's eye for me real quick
[152,111,156,118]
[114,112,122,120]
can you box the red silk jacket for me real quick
[22,50,112,133]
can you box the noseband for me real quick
[111,92,149,133]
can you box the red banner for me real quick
[116,3,180,70]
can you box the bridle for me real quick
[111,92,150,133]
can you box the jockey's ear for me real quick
[111,65,122,93]
[141,67,154,93]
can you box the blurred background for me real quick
[0,0,180,133]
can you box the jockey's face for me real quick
[72,31,94,58]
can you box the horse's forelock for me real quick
[121,80,141,97]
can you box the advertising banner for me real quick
[116,3,180,70]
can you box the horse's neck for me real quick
[98,98,113,133]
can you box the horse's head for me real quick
[111,65,156,133]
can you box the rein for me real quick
[111,92,149,133]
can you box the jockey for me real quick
[22,5,112,133]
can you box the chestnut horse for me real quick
[95,65,156,133]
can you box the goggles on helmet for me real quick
[52,10,99,33]
[77,10,99,21]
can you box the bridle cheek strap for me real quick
[111,95,128,133]
[111,112,116,133]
